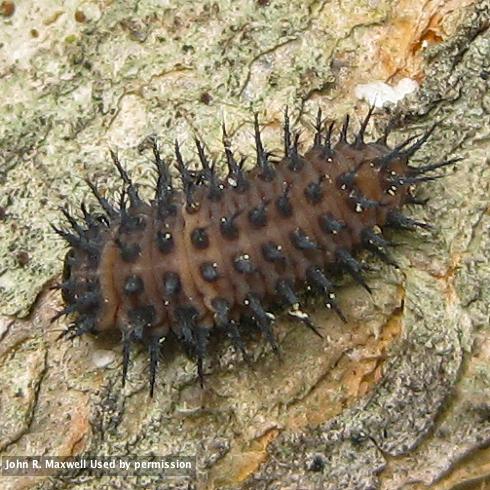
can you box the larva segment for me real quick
[53,108,457,395]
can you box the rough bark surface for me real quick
[0,1,488,489]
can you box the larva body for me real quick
[54,109,454,395]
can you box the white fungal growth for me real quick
[354,78,419,108]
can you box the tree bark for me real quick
[0,1,488,489]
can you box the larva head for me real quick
[61,249,76,304]
[53,208,109,337]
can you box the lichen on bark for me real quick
[0,1,488,490]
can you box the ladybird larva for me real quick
[52,107,459,396]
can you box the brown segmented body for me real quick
[99,144,400,330]
[55,109,454,395]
